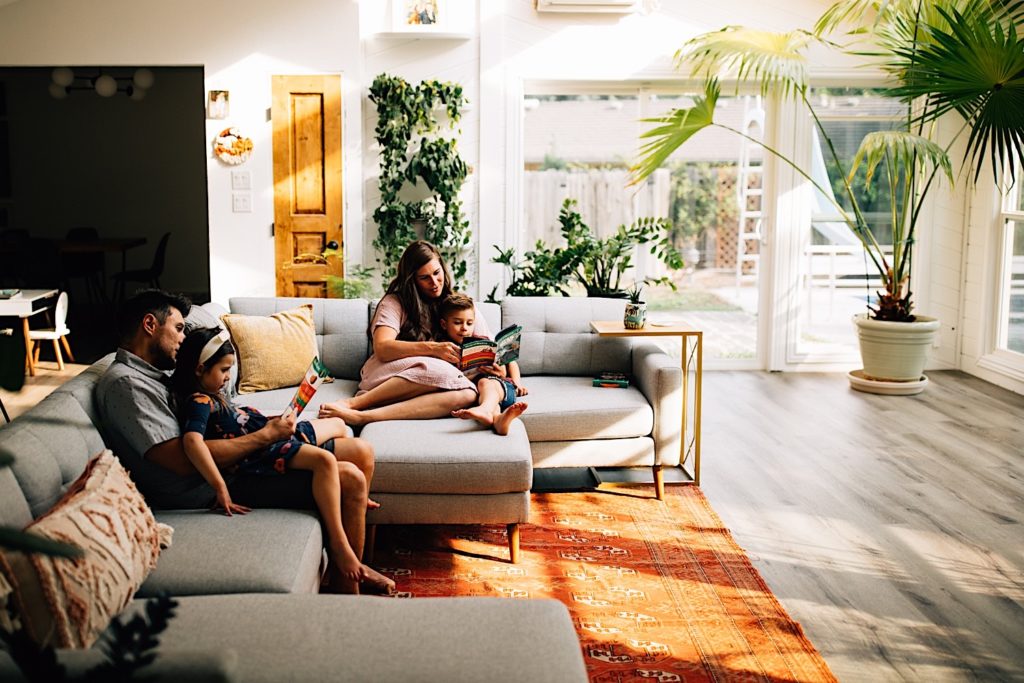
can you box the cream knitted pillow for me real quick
[220,304,319,394]
[0,451,173,649]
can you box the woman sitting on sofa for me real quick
[318,240,485,426]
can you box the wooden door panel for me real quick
[271,75,342,297]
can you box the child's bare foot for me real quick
[368,498,381,510]
[360,565,396,595]
[451,405,495,428]
[318,398,351,417]
[332,548,363,583]
[319,402,368,427]
[493,402,528,436]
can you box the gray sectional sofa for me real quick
[0,353,586,682]
[218,296,683,560]
[0,294,683,681]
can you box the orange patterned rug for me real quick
[375,487,837,682]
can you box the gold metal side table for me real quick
[590,321,703,497]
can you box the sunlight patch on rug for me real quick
[375,487,837,682]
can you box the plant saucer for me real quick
[848,369,929,395]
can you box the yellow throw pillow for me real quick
[220,304,319,394]
[0,451,173,649]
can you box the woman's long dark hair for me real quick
[169,326,234,418]
[381,240,453,341]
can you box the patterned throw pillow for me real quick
[220,304,319,394]
[0,451,173,649]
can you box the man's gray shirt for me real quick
[95,348,213,508]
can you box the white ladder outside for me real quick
[735,96,766,300]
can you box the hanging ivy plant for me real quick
[369,73,471,287]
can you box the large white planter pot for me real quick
[853,313,940,382]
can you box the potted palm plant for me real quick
[630,0,1024,392]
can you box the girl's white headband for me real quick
[198,329,231,366]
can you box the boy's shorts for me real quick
[480,376,517,411]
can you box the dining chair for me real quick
[28,291,74,372]
[114,232,170,300]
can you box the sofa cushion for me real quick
[115,593,587,683]
[361,419,532,494]
[221,304,319,394]
[229,297,370,381]
[0,390,107,518]
[519,376,654,441]
[501,296,633,376]
[0,451,172,649]
[233,378,359,418]
[140,509,323,597]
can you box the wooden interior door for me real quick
[271,75,343,297]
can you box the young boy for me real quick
[438,293,528,436]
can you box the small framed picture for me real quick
[207,90,229,120]
[392,0,445,31]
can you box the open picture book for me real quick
[459,324,523,372]
[281,357,331,420]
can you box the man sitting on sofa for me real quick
[95,290,383,591]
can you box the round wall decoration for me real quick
[213,127,254,165]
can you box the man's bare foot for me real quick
[332,547,363,583]
[493,402,528,436]
[319,402,368,427]
[451,405,495,428]
[360,565,396,595]
[368,498,381,510]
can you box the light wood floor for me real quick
[3,366,1022,680]
[699,371,1024,683]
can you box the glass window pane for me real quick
[797,89,905,356]
[520,91,762,364]
[1003,220,1024,354]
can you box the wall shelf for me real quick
[373,30,472,40]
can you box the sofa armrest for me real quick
[632,342,683,467]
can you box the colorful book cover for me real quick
[593,371,629,388]
[282,357,331,419]
[459,324,523,371]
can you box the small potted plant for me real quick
[624,284,647,329]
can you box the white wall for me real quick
[0,0,363,305]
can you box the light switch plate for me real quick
[232,193,252,213]
[231,170,251,191]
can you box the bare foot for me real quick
[360,565,396,595]
[319,402,368,427]
[324,574,360,595]
[451,405,495,428]
[368,498,381,510]
[493,402,528,436]
[318,399,351,418]
[332,547,363,583]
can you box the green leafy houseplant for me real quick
[630,0,1024,323]
[490,198,684,300]
[369,73,471,287]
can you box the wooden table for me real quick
[590,320,703,496]
[58,236,147,274]
[0,289,58,377]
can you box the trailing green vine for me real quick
[369,73,471,287]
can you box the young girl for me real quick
[170,326,392,594]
